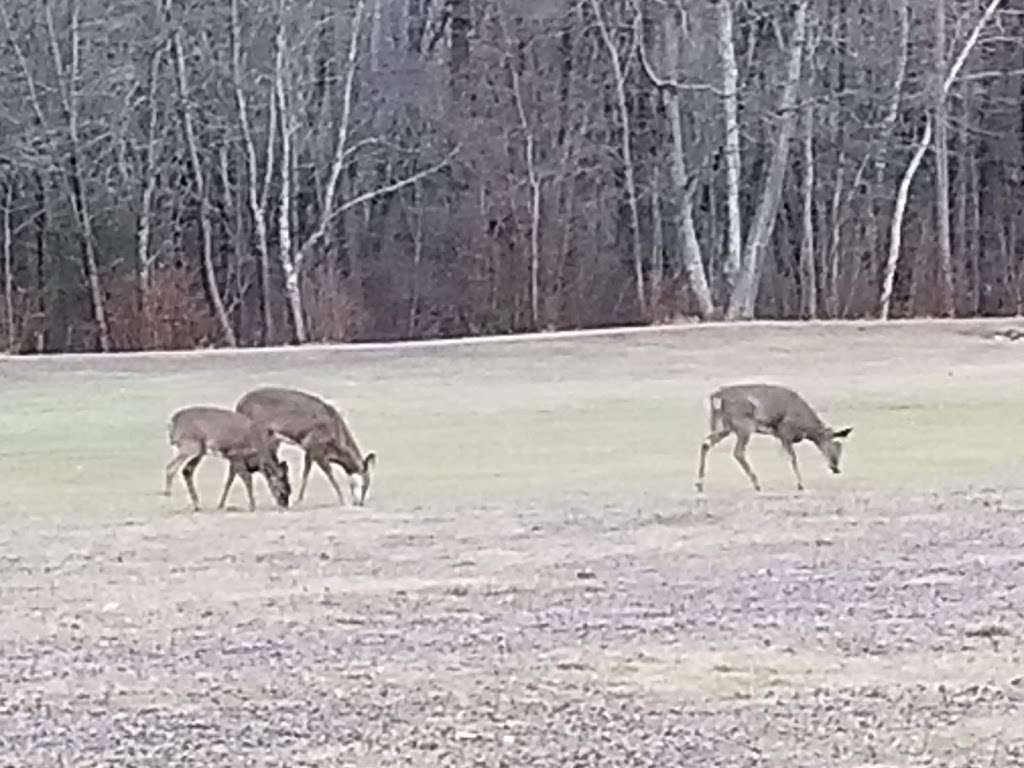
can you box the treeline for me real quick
[0,0,1020,352]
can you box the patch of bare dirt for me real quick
[1,492,1023,766]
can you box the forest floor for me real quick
[1,318,1024,766]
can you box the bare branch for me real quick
[943,0,1005,94]
[333,146,460,219]
[631,2,721,96]
[294,0,367,270]
[879,116,933,320]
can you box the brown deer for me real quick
[696,383,852,492]
[235,387,376,507]
[164,406,291,511]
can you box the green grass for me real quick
[1,317,1021,521]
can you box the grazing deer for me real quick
[235,387,376,507]
[696,383,852,492]
[164,406,291,511]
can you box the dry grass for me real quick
[1,318,1024,766]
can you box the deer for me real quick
[164,406,291,511]
[695,383,852,493]
[235,386,376,507]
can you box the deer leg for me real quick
[696,430,731,492]
[216,465,238,509]
[297,452,315,502]
[781,441,805,491]
[732,431,761,491]
[240,470,256,512]
[316,457,347,506]
[164,452,190,496]
[181,454,204,511]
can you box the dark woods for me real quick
[0,0,1019,352]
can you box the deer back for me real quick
[237,387,365,466]
[169,406,276,460]
[715,384,827,439]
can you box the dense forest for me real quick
[0,0,1020,352]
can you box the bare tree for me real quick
[714,0,743,298]
[136,0,172,317]
[636,0,714,318]
[41,0,112,351]
[863,0,910,314]
[933,0,954,316]
[231,0,277,343]
[880,0,1005,319]
[726,1,809,320]
[274,0,301,341]
[800,93,817,318]
[172,2,238,345]
[1,177,14,351]
[0,0,1020,352]
[499,8,543,329]
[405,182,424,336]
[274,0,454,343]
[880,117,932,320]
[591,0,646,317]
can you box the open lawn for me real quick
[1,319,1024,766]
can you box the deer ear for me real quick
[832,427,853,439]
[364,452,377,471]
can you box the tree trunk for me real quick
[880,118,932,319]
[274,3,306,344]
[591,0,646,317]
[368,0,383,72]
[502,11,543,330]
[33,175,47,353]
[967,96,982,315]
[879,0,1003,319]
[650,163,664,312]
[954,84,969,315]
[171,9,237,346]
[406,0,426,53]
[660,5,714,319]
[407,183,423,336]
[714,0,743,296]
[800,100,817,318]
[2,179,14,351]
[555,133,580,327]
[865,0,909,315]
[43,0,112,351]
[449,0,470,93]
[137,0,170,326]
[824,157,845,317]
[231,0,277,344]
[726,1,808,320]
[933,0,955,316]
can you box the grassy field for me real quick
[1,318,1024,766]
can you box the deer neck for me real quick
[333,444,364,475]
[809,425,833,447]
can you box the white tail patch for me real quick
[272,430,302,447]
